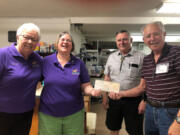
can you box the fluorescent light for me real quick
[165,0,180,2]
[131,35,180,42]
[157,3,180,14]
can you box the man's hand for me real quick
[116,91,126,99]
[168,120,180,135]
[108,92,117,100]
[138,100,146,114]
[108,91,125,100]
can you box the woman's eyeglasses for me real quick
[20,35,39,42]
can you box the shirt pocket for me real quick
[129,63,140,78]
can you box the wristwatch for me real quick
[176,116,180,124]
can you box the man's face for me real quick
[17,29,39,55]
[143,24,166,53]
[116,32,132,54]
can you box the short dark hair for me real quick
[115,30,130,36]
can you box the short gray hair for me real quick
[141,21,166,35]
[16,23,41,40]
[56,31,75,52]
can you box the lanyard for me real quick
[120,56,125,71]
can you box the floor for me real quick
[90,101,128,135]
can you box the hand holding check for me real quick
[94,80,126,100]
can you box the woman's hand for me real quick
[90,88,102,97]
[82,82,102,96]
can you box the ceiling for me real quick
[0,0,164,17]
[1,0,180,41]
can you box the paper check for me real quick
[94,80,120,93]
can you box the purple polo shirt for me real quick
[39,53,90,117]
[0,43,42,113]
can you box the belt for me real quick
[109,96,141,102]
[147,99,180,108]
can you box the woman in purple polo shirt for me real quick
[0,23,42,135]
[39,32,101,135]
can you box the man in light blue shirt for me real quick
[102,30,145,135]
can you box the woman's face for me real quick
[17,29,39,56]
[57,34,73,54]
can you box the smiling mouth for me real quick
[24,44,33,49]
[149,42,159,45]
[61,45,69,48]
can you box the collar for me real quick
[149,43,171,61]
[11,42,36,59]
[118,49,133,57]
[53,53,76,66]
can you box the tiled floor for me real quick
[90,102,128,135]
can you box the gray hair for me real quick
[56,31,74,52]
[141,21,166,35]
[16,23,41,40]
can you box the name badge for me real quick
[155,63,169,74]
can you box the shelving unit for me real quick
[85,49,99,65]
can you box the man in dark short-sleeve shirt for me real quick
[112,21,180,135]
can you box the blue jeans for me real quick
[145,104,178,135]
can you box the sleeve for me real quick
[141,57,146,79]
[40,59,44,82]
[138,53,145,77]
[0,49,6,77]
[104,54,112,76]
[35,53,44,81]
[41,56,48,81]
[80,60,90,83]
[174,47,180,76]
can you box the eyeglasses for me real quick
[20,35,39,42]
[60,38,72,43]
[144,32,162,39]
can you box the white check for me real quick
[94,80,120,93]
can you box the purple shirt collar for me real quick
[10,42,36,59]
[52,52,76,66]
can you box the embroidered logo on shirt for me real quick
[72,69,80,75]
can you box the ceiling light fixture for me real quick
[157,0,180,14]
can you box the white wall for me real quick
[70,24,86,54]
[1,17,180,54]
[0,18,87,54]
[0,18,71,48]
